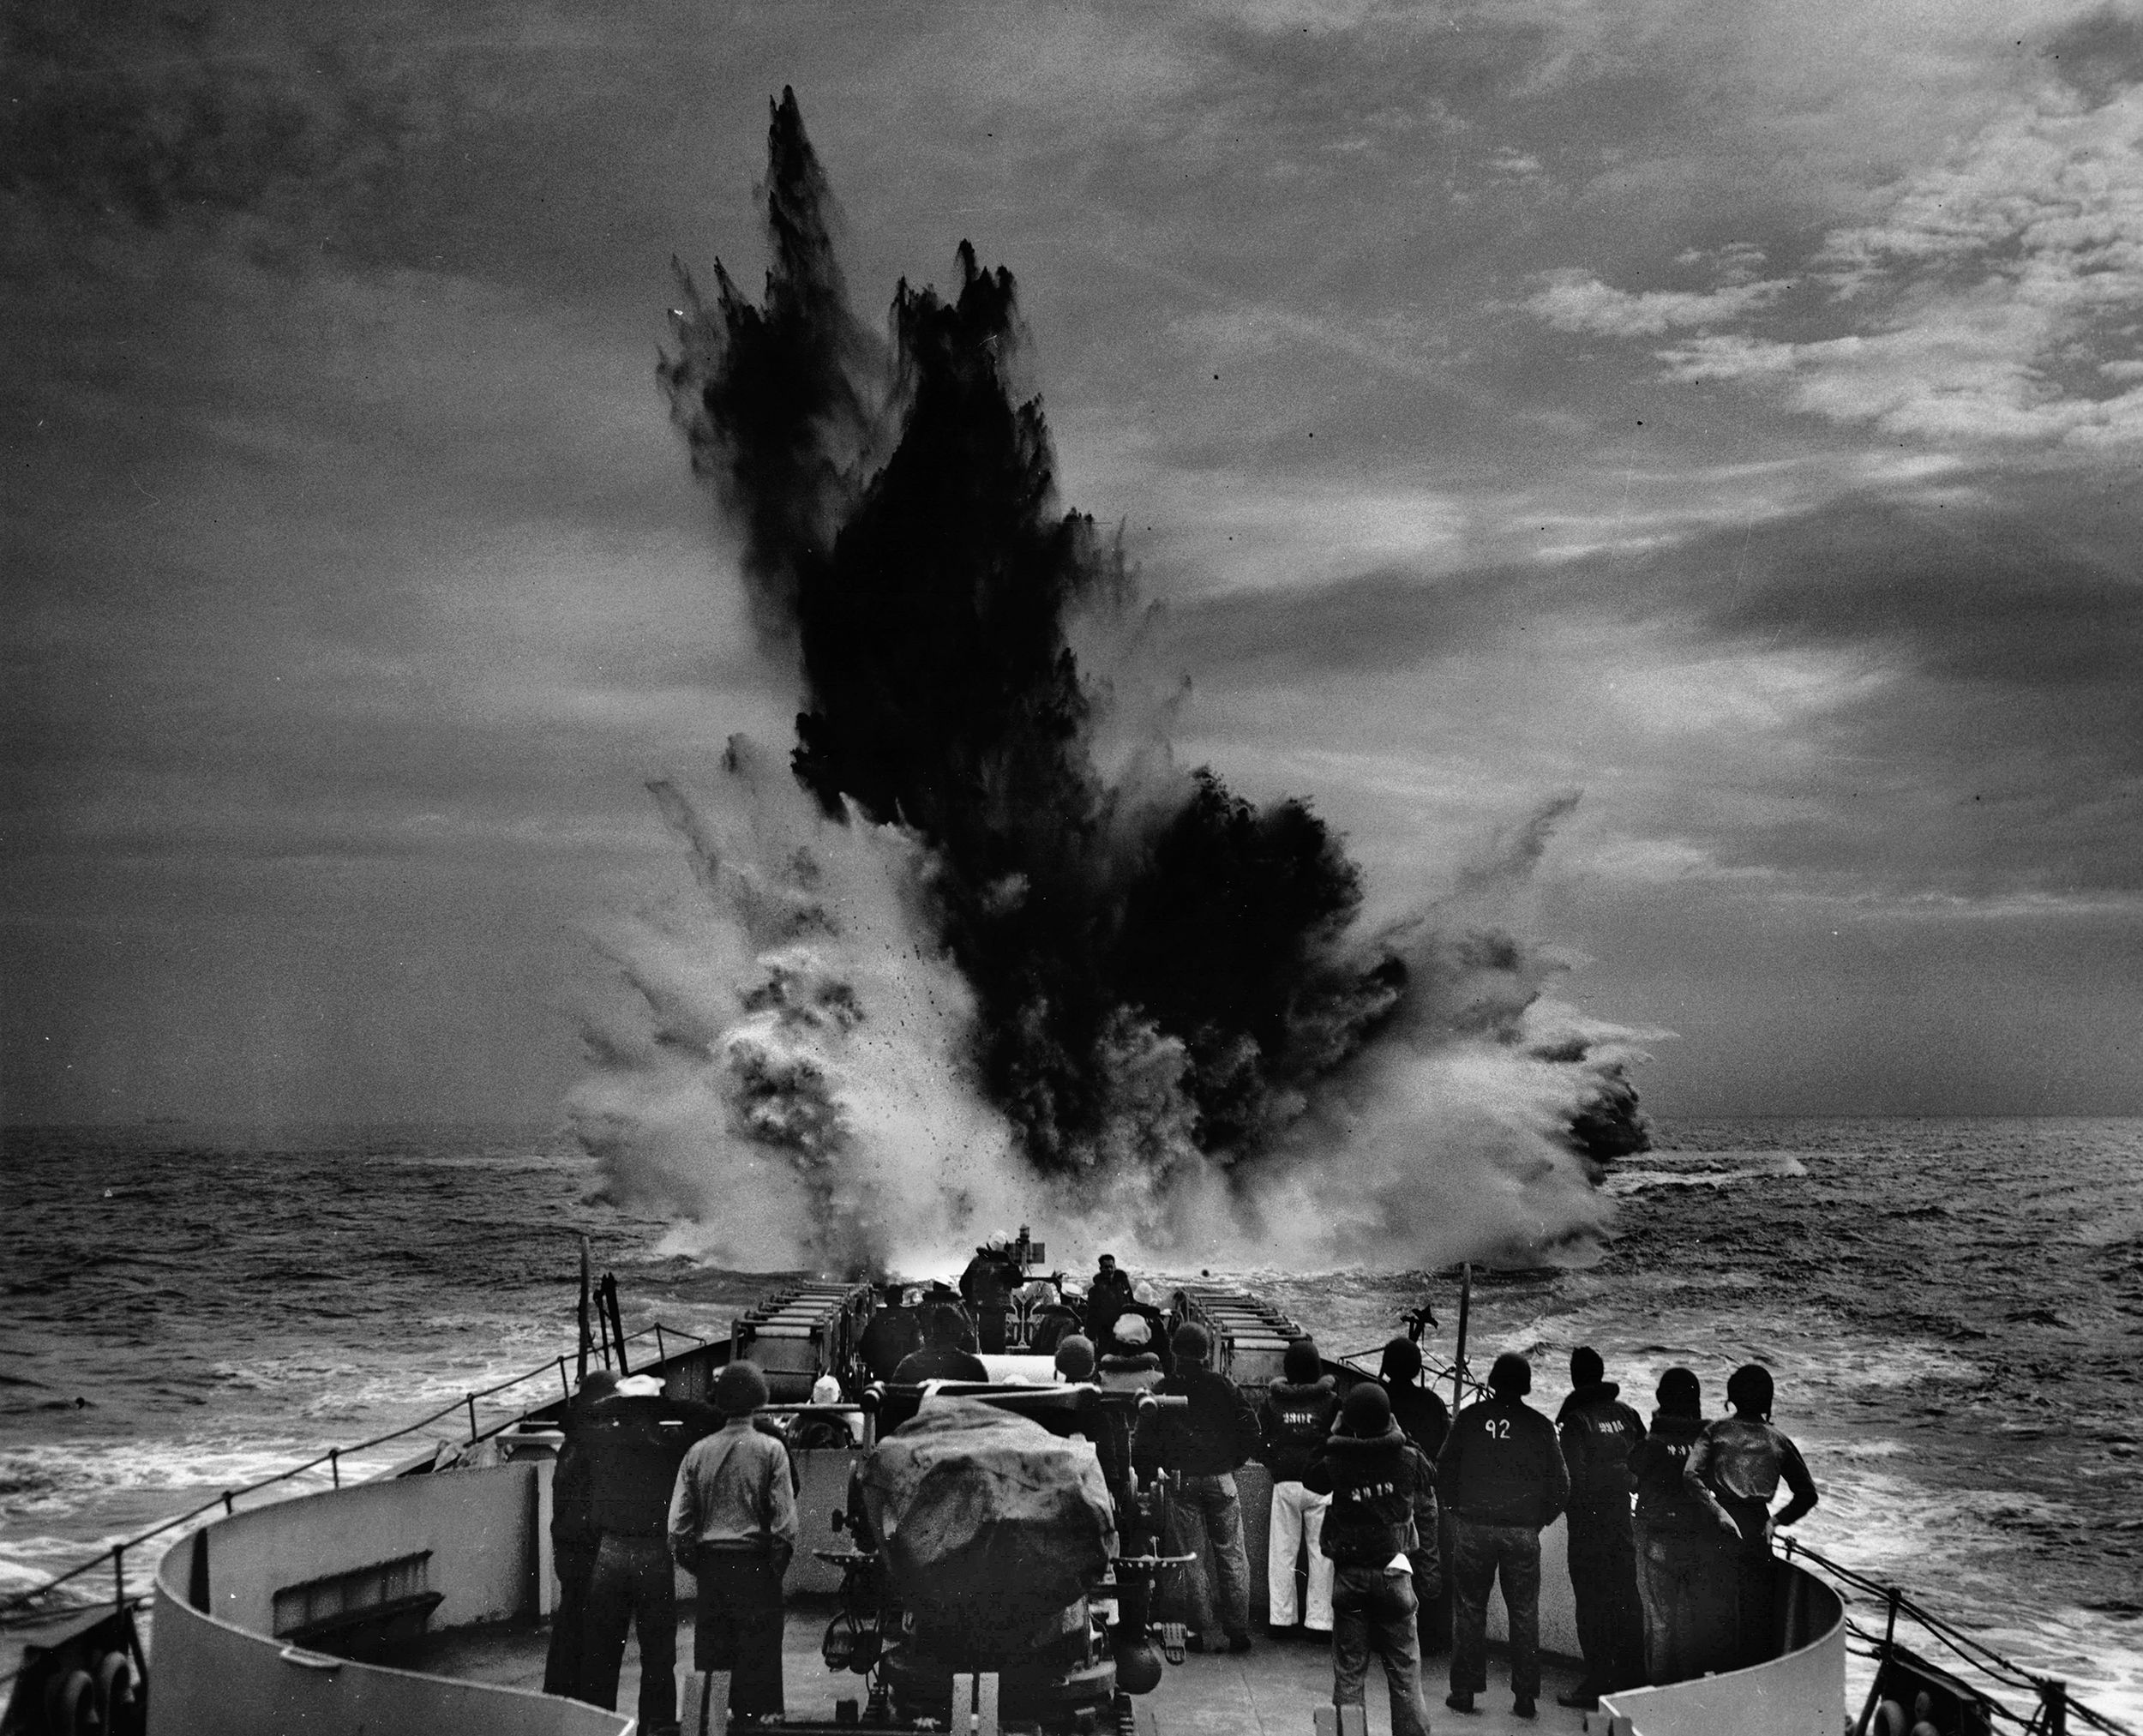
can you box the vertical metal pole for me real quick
[466,1393,478,1444]
[656,1324,666,1367]
[578,1234,593,1385]
[558,1356,572,1402]
[1451,1263,1473,1416]
[222,1492,234,1516]
[2044,1680,2068,1736]
[1854,1589,1900,1735]
[329,1448,339,1489]
[605,1275,631,1376]
[113,1546,125,1613]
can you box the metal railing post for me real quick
[328,1448,339,1489]
[2044,1679,2068,1736]
[113,1546,125,1613]
[465,1394,478,1444]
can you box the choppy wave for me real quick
[3,1117,2139,1725]
[1600,1151,1810,1195]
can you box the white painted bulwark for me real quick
[149,1464,630,1736]
[1599,1561,1846,1736]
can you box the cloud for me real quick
[1529,66,2143,448]
[1528,267,1794,338]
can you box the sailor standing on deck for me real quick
[1554,1346,1648,1709]
[1151,1322,1261,1653]
[1378,1337,1454,1656]
[1628,1367,1732,1683]
[542,1368,619,1700]
[578,1372,721,1733]
[1303,1382,1439,1736]
[1684,1363,1818,1669]
[1085,1253,1137,1334]
[1436,1352,1570,1720]
[1259,1337,1341,1637]
[669,1361,798,1729]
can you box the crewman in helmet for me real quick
[1555,1347,1647,1709]
[1435,1352,1569,1719]
[669,1361,797,1728]
[1151,1321,1260,1654]
[1684,1363,1817,1669]
[1304,1383,1439,1736]
[1259,1337,1341,1637]
[1378,1337,1453,1655]
[542,1368,619,1700]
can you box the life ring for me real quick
[42,1666,95,1736]
[94,1649,138,1736]
[1867,1701,1908,1736]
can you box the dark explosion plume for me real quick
[657,89,1647,1188]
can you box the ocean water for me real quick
[3,1117,2139,1721]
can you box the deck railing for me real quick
[1780,1537,2134,1736]
[0,1316,712,1662]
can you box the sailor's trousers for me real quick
[693,1551,787,1717]
[581,1533,677,1733]
[1567,1496,1647,1691]
[1331,1563,1432,1736]
[1634,1525,1736,1684]
[1449,1517,1543,1699]
[1164,1472,1252,1642]
[1267,1480,1334,1630]
[543,1538,597,1698]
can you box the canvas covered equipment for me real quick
[857,1396,1116,1642]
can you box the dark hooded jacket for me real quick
[1303,1423,1441,1569]
[1259,1374,1342,1483]
[551,1393,615,1550]
[1376,1339,1453,1459]
[1436,1394,1570,1529]
[1557,1380,1646,1513]
[1628,1410,1714,1537]
[1150,1365,1259,1477]
[1388,1380,1452,1462]
[581,1395,723,1538]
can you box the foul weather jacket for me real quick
[1557,1381,1645,1513]
[1388,1379,1452,1462]
[1258,1375,1342,1483]
[1303,1423,1442,1571]
[1435,1395,1570,1529]
[1629,1411,1714,1537]
[1150,1365,1260,1477]
[582,1397,723,1538]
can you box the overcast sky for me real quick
[6,0,2142,1126]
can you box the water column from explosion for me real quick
[582,87,1654,1268]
